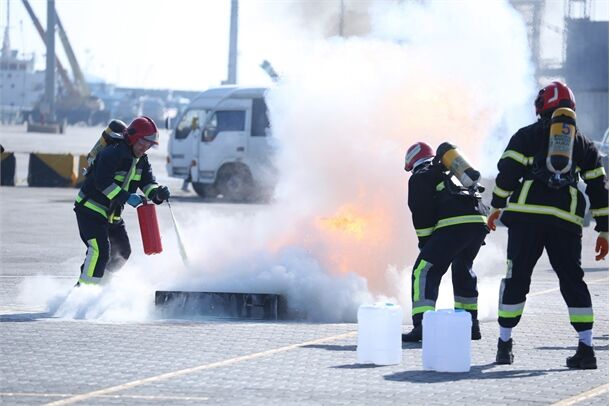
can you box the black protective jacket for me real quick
[408,161,487,248]
[75,141,160,222]
[491,119,608,235]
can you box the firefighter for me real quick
[402,142,489,342]
[74,116,171,285]
[488,81,608,369]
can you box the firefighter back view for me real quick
[74,116,171,285]
[402,141,489,342]
[488,81,609,369]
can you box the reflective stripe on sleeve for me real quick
[583,166,606,180]
[415,227,434,237]
[143,184,159,198]
[500,150,534,166]
[493,185,511,198]
[102,184,122,200]
[591,207,609,217]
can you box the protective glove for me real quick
[126,194,144,208]
[152,185,170,204]
[487,208,502,231]
[595,231,608,261]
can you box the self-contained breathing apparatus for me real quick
[435,142,489,216]
[532,108,578,190]
[85,119,127,172]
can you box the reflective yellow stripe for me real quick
[591,207,609,217]
[86,239,99,277]
[413,260,429,302]
[455,302,478,310]
[498,309,524,318]
[105,185,122,200]
[143,183,158,198]
[501,150,533,166]
[435,215,486,230]
[570,315,594,323]
[415,227,434,237]
[569,186,577,214]
[583,166,606,180]
[122,158,139,191]
[114,173,142,182]
[518,180,533,205]
[412,305,435,315]
[493,185,511,198]
[505,203,584,226]
[435,182,445,191]
[75,194,108,219]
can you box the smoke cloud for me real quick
[24,0,534,323]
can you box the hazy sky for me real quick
[2,0,608,91]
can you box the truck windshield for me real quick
[175,109,208,139]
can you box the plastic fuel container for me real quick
[357,303,403,365]
[422,309,471,372]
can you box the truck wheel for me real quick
[217,166,253,202]
[192,182,209,198]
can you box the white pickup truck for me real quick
[166,86,277,201]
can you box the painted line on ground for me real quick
[1,393,209,401]
[43,331,357,406]
[550,383,609,406]
[529,277,608,297]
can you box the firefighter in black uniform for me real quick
[74,116,171,285]
[402,141,488,342]
[488,81,608,369]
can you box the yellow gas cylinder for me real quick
[547,108,576,175]
[436,142,481,188]
[86,119,126,166]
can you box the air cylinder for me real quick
[436,142,481,188]
[547,108,576,175]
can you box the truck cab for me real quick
[166,86,276,201]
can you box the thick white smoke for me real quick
[30,0,534,323]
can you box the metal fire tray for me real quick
[154,291,287,320]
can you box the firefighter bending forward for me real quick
[74,116,171,285]
[488,81,608,369]
[402,142,489,342]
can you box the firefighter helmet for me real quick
[534,81,575,116]
[404,142,435,172]
[125,116,159,145]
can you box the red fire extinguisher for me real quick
[137,200,163,255]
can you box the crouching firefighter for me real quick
[402,141,489,342]
[74,116,171,286]
[488,81,608,369]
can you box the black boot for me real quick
[402,325,422,342]
[566,341,597,369]
[471,320,481,340]
[495,338,514,364]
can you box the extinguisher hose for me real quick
[167,200,189,267]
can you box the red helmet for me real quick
[125,116,159,145]
[404,142,435,172]
[534,81,575,116]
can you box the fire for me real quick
[318,206,367,240]
[313,203,395,276]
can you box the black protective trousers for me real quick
[411,223,488,327]
[74,206,132,284]
[498,222,594,332]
